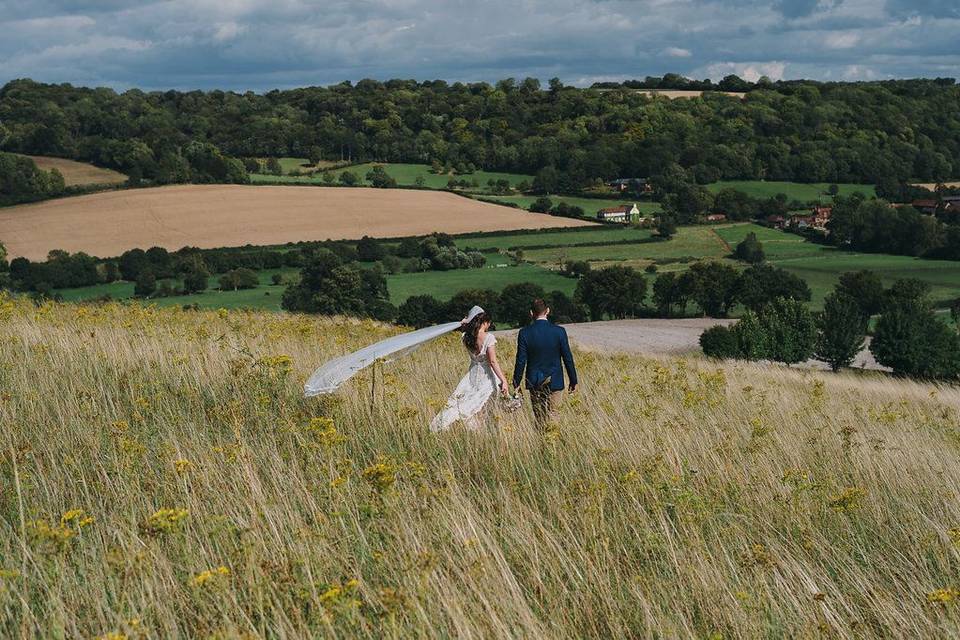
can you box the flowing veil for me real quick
[303,306,485,397]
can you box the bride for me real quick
[430,306,510,431]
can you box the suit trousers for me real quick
[530,388,562,430]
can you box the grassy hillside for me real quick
[23,155,127,187]
[3,296,960,637]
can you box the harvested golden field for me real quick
[0,185,592,259]
[24,155,128,187]
[3,295,960,638]
[637,90,746,99]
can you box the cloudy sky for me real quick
[0,0,957,91]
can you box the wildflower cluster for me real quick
[362,457,398,494]
[27,508,94,554]
[302,417,345,450]
[317,579,362,621]
[927,588,960,605]
[827,487,866,513]
[140,508,189,536]
[188,566,231,588]
[257,354,293,379]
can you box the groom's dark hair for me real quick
[531,298,549,315]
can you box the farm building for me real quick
[912,199,938,214]
[607,178,651,193]
[790,205,832,231]
[596,203,641,223]
[766,214,787,229]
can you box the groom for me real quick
[512,298,578,430]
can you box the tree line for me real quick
[2,76,958,194]
[0,152,66,205]
[2,233,485,299]
[701,272,960,380]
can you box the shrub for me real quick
[871,302,960,379]
[356,236,386,262]
[761,297,817,365]
[134,271,157,298]
[733,232,765,264]
[397,295,447,328]
[574,265,647,320]
[700,325,739,359]
[815,291,868,371]
[218,268,259,291]
[732,311,770,361]
[499,282,547,327]
[182,265,209,294]
[529,197,553,213]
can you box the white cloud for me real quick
[663,47,692,58]
[212,22,246,42]
[698,61,787,82]
[823,31,860,49]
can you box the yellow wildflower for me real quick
[927,588,960,604]
[188,566,230,588]
[140,508,189,536]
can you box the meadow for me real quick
[4,296,960,638]
[22,155,128,187]
[251,163,533,191]
[706,181,876,202]
[481,195,662,218]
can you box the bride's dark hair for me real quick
[462,311,492,353]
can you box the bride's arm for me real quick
[486,345,509,394]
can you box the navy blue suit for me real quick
[512,319,578,391]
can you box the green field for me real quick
[54,261,574,311]
[707,180,876,201]
[521,226,729,265]
[482,195,662,218]
[55,268,295,311]
[457,227,652,250]
[252,162,532,191]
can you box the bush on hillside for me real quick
[815,291,868,371]
[699,325,739,359]
[218,268,259,291]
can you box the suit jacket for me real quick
[513,319,578,392]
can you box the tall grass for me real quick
[2,294,960,638]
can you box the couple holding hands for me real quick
[430,298,578,432]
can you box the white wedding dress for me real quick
[430,333,500,432]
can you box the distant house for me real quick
[607,178,652,194]
[811,205,832,228]
[766,214,786,229]
[912,199,938,214]
[790,206,831,231]
[705,213,727,223]
[597,203,641,223]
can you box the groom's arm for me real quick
[560,328,578,390]
[512,329,527,390]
